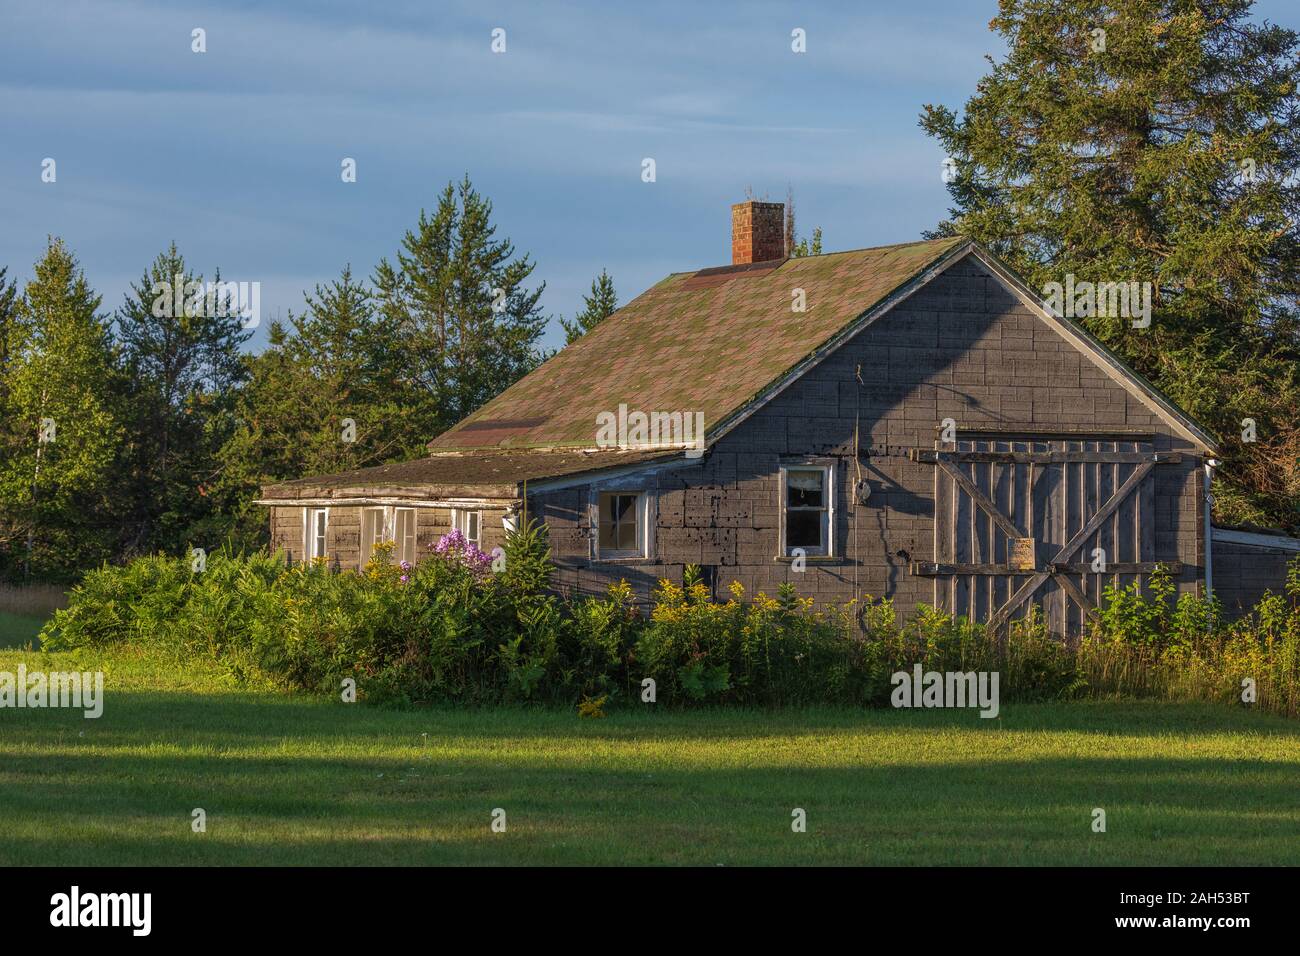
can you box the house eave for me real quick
[521,449,704,493]
[1211,526,1300,553]
[255,494,518,508]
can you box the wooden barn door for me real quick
[910,439,1181,638]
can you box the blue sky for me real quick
[1,0,1293,351]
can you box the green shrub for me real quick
[1078,557,1300,716]
[38,542,1300,716]
[562,579,639,702]
[43,553,189,649]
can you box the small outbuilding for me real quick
[260,200,1240,637]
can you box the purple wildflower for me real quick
[435,530,493,575]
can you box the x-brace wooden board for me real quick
[933,458,1023,541]
[986,460,1155,631]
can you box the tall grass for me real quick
[1075,564,1300,716]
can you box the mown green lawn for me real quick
[1,643,1298,866]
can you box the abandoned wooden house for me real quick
[259,200,1285,635]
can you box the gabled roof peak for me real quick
[431,235,970,452]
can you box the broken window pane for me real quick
[786,469,824,508]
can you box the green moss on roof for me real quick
[431,236,968,450]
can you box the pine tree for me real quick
[784,188,823,258]
[114,243,252,556]
[212,267,409,546]
[921,0,1300,531]
[373,176,548,434]
[0,240,125,579]
[560,269,618,344]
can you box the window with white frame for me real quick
[360,507,386,562]
[306,508,329,560]
[597,491,645,559]
[451,508,481,548]
[394,508,417,565]
[781,465,832,557]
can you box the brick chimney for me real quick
[731,200,786,264]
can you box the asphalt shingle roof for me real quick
[261,237,971,498]
[430,236,968,451]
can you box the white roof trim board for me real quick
[255,496,512,508]
[1212,527,1300,553]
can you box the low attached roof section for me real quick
[258,448,676,502]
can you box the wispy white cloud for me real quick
[9,0,1285,351]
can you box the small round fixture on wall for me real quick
[854,479,872,506]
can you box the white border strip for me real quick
[1212,527,1300,553]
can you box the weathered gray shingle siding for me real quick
[534,254,1206,618]
[1213,541,1296,617]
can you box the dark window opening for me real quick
[598,492,642,556]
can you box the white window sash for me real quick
[360,507,386,561]
[305,507,329,560]
[451,508,482,547]
[595,491,647,560]
[779,465,833,558]
[394,508,416,565]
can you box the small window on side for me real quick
[360,507,385,561]
[598,492,643,558]
[781,466,831,557]
[451,508,481,548]
[394,508,416,565]
[307,508,329,560]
